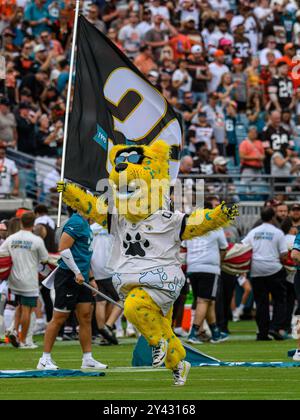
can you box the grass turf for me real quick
[0,321,299,400]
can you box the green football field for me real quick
[0,321,299,400]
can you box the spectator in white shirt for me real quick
[259,36,282,66]
[242,207,288,341]
[136,8,153,39]
[42,156,61,199]
[0,212,48,348]
[172,59,193,102]
[208,0,230,19]
[149,0,170,21]
[186,203,228,344]
[118,12,142,59]
[91,223,121,345]
[208,49,229,93]
[0,146,19,197]
[254,0,273,28]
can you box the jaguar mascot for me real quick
[58,140,238,386]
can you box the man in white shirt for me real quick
[0,146,19,197]
[208,0,230,19]
[259,36,282,66]
[34,204,55,231]
[118,12,142,59]
[149,0,170,21]
[207,50,229,93]
[90,223,121,345]
[0,212,48,348]
[186,206,228,344]
[243,207,288,341]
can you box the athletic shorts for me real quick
[95,278,119,303]
[188,272,219,301]
[15,295,38,308]
[54,267,93,313]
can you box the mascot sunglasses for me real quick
[115,152,150,165]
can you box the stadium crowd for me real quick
[0,0,300,362]
[0,0,300,200]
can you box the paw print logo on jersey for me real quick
[123,232,150,257]
[139,267,168,288]
[112,273,125,300]
[168,276,184,298]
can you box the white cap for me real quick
[183,15,196,23]
[34,44,46,54]
[213,156,228,166]
[191,44,202,54]
[230,16,245,33]
[50,69,60,81]
[148,70,159,78]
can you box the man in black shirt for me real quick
[192,141,214,175]
[268,61,294,112]
[233,22,252,64]
[187,47,211,105]
[178,91,199,131]
[19,70,48,102]
[15,103,38,155]
[261,110,291,174]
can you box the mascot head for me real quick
[109,140,170,222]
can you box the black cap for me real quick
[291,203,300,210]
[0,97,10,106]
[19,101,31,110]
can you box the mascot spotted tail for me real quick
[58,140,238,386]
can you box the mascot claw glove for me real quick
[59,140,238,383]
[57,181,66,193]
[221,202,239,221]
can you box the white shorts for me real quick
[237,275,247,287]
[113,266,186,315]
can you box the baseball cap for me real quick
[231,16,245,32]
[228,100,237,109]
[191,44,202,54]
[148,70,159,78]
[284,43,295,52]
[0,97,10,106]
[198,111,207,118]
[232,58,243,65]
[209,92,219,100]
[214,49,225,57]
[183,15,196,23]
[276,58,289,67]
[219,38,232,47]
[291,203,300,211]
[19,101,31,110]
[3,28,15,38]
[213,156,227,166]
[34,44,46,54]
[15,208,31,218]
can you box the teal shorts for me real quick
[16,295,38,308]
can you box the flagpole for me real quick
[57,0,80,227]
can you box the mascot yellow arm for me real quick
[59,182,108,227]
[182,202,238,240]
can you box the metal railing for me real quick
[4,149,300,230]
[6,148,59,212]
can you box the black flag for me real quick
[65,16,182,191]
